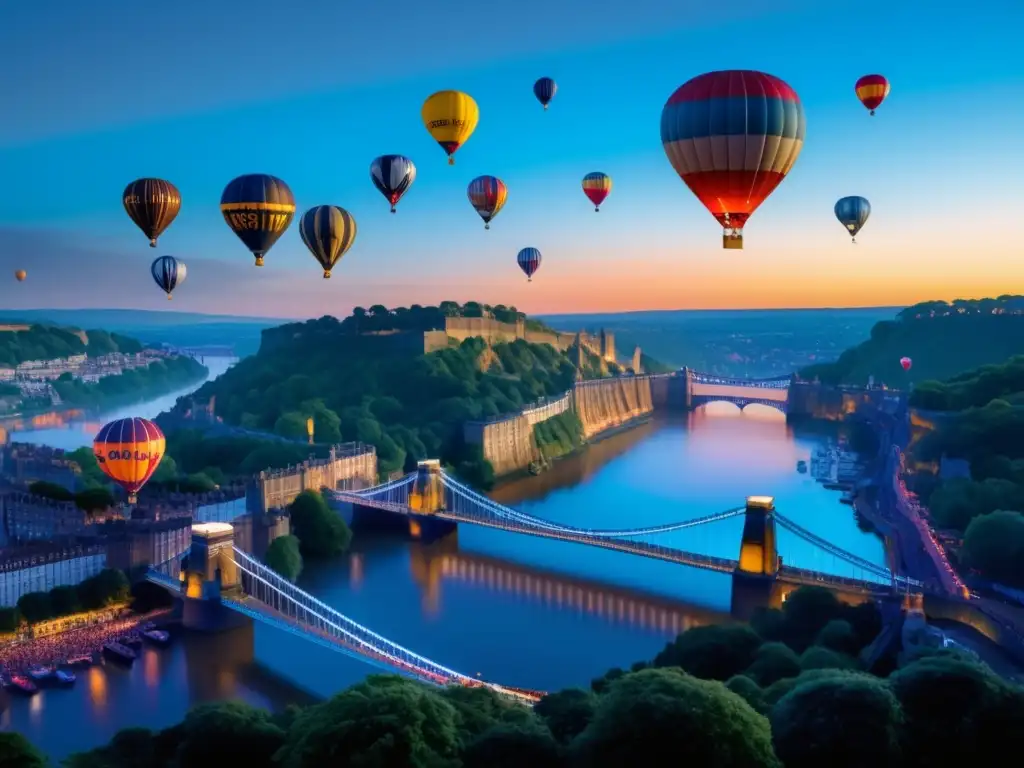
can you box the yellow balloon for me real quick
[421,90,479,165]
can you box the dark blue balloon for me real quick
[533,77,557,109]
[517,247,542,281]
[834,196,871,241]
[220,174,296,265]
[151,255,186,299]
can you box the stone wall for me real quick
[463,414,538,478]
[573,376,655,439]
[246,442,378,514]
[2,493,86,541]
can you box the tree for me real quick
[888,654,1024,765]
[49,584,82,615]
[652,624,763,681]
[961,509,1024,586]
[776,587,846,652]
[176,701,286,768]
[75,486,115,512]
[533,687,597,744]
[440,685,528,742]
[816,618,860,655]
[762,669,874,708]
[64,727,161,768]
[725,674,769,715]
[570,668,780,767]
[0,607,20,633]
[28,479,74,501]
[743,641,801,687]
[0,732,47,767]
[16,591,53,623]
[265,535,303,582]
[799,646,858,671]
[277,676,461,768]
[462,723,563,768]
[288,490,352,558]
[770,676,903,768]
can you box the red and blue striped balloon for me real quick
[660,70,805,249]
[517,247,542,281]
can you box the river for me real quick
[1,398,886,760]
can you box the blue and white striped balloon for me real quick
[151,255,186,299]
[370,155,417,213]
[517,247,542,282]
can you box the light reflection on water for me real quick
[3,402,878,762]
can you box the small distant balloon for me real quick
[834,196,871,243]
[421,91,479,165]
[14,270,26,282]
[582,172,612,212]
[900,357,912,372]
[220,174,295,266]
[467,176,508,229]
[533,77,557,110]
[123,178,181,248]
[151,255,186,300]
[298,205,358,278]
[855,74,890,116]
[370,155,417,213]
[517,247,542,282]
[93,417,165,504]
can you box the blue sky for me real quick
[1,0,1021,317]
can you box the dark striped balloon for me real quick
[370,155,417,213]
[533,77,557,110]
[298,206,358,278]
[123,178,181,247]
[834,196,871,243]
[150,255,187,299]
[517,247,542,281]
[220,174,295,266]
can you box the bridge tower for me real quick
[730,496,781,619]
[406,460,457,543]
[683,367,693,409]
[179,523,251,633]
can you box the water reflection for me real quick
[87,667,107,713]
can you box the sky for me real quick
[0,0,1022,319]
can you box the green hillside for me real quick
[0,323,143,367]
[800,297,1024,386]
[172,304,627,481]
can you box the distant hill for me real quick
[0,323,143,367]
[540,307,900,376]
[800,297,1024,386]
[0,309,288,359]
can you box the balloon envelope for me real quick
[834,196,871,240]
[517,247,542,281]
[661,70,805,249]
[855,74,890,115]
[421,91,479,165]
[123,178,181,247]
[93,417,165,503]
[14,270,26,282]
[220,174,296,266]
[533,77,557,109]
[151,255,186,299]
[582,172,612,211]
[900,357,912,371]
[467,176,508,229]
[298,206,358,278]
[370,155,417,213]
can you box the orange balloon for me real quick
[14,270,26,282]
[93,417,165,503]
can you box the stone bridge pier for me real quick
[179,523,252,633]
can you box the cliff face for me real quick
[573,377,654,439]
[463,416,537,477]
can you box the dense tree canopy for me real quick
[800,299,1024,386]
[288,490,352,559]
[0,324,144,367]
[961,510,1024,587]
[264,534,303,581]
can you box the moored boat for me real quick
[27,665,53,682]
[121,634,143,649]
[142,629,170,645]
[103,642,136,665]
[5,675,38,695]
[55,669,76,685]
[66,654,94,667]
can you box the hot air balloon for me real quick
[855,74,890,116]
[517,247,541,282]
[661,70,805,249]
[93,417,165,504]
[467,176,508,229]
[582,172,612,212]
[298,205,357,278]
[151,255,186,299]
[370,155,417,213]
[834,196,871,243]
[533,77,557,110]
[14,270,26,282]
[123,178,181,248]
[900,357,912,372]
[421,91,479,165]
[220,174,295,266]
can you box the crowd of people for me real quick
[0,611,164,677]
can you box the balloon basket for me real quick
[484,223,490,230]
[594,207,600,213]
[323,271,331,279]
[723,234,744,250]
[149,239,157,248]
[167,294,173,300]
[448,157,455,166]
[254,256,265,267]
[390,206,396,214]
